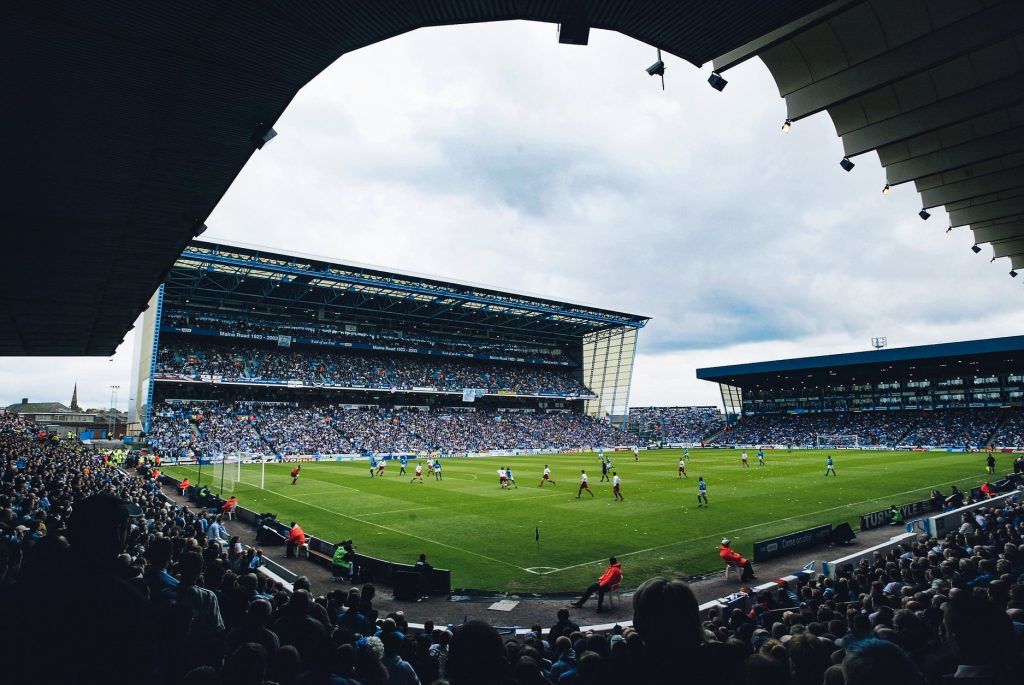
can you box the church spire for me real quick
[70,383,81,411]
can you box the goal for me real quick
[814,434,860,449]
[212,453,271,493]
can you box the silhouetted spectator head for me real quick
[447,620,509,685]
[842,638,922,685]
[745,653,789,685]
[632,577,703,654]
[222,643,267,685]
[943,593,1016,668]
[70,494,142,561]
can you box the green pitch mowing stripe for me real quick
[166,448,998,592]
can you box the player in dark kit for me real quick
[600,458,610,482]
[291,465,301,486]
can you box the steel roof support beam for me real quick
[972,219,1024,244]
[919,166,1024,209]
[842,73,1024,158]
[785,4,1021,122]
[883,125,1024,186]
[990,238,1024,258]
[711,0,858,73]
[948,195,1024,227]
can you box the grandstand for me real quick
[697,336,1024,449]
[131,240,649,459]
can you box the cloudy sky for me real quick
[3,20,1023,411]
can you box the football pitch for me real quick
[165,448,997,593]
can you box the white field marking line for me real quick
[539,474,979,575]
[350,505,436,518]
[265,488,535,574]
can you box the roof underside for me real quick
[6,0,1019,354]
[713,0,1024,269]
[696,335,1024,390]
[164,240,648,340]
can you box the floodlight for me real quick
[193,221,208,237]
[646,48,666,90]
[251,123,277,149]
[646,60,665,77]
[918,209,930,220]
[882,184,891,195]
[708,72,728,91]
[1011,270,1019,278]
[781,119,792,133]
[840,157,855,172]
[946,226,953,234]
[971,245,982,253]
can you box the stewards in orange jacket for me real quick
[720,538,756,581]
[286,522,306,558]
[571,557,622,612]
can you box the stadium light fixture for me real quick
[882,184,891,195]
[708,71,727,91]
[781,119,792,133]
[192,221,208,237]
[918,209,930,220]
[1011,270,1018,278]
[251,123,277,150]
[840,157,855,172]
[946,226,953,234]
[971,244,982,253]
[646,49,666,90]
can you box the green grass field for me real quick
[165,448,998,593]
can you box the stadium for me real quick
[5,2,1024,685]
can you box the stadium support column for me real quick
[133,284,165,435]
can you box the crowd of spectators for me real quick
[629,406,723,443]
[901,409,1005,449]
[715,409,1023,448]
[156,341,590,397]
[163,309,570,362]
[148,404,631,458]
[4,409,1024,684]
[989,411,1024,450]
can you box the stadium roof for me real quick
[7,1,1024,353]
[696,335,1024,391]
[163,240,649,340]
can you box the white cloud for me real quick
[2,21,1021,410]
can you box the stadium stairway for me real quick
[703,427,726,445]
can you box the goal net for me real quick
[212,453,269,493]
[814,435,860,449]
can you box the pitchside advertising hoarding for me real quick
[859,498,936,531]
[753,524,832,562]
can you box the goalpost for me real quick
[814,435,860,449]
[216,453,269,493]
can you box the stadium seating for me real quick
[1,409,1023,684]
[155,339,591,397]
[711,408,1024,448]
[630,406,723,443]
[149,403,631,458]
